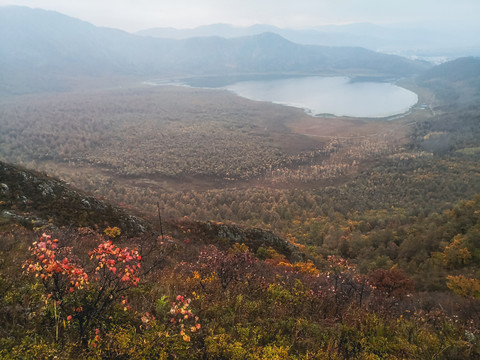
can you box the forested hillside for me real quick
[417,56,480,105]
[1,175,479,358]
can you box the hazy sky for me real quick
[0,0,478,32]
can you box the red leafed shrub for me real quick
[368,268,414,298]
[88,240,141,287]
[24,234,88,294]
[23,232,142,348]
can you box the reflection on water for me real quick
[222,76,418,118]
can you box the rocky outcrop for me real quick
[0,161,149,236]
[173,219,306,262]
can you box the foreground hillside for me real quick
[1,77,480,359]
[1,162,480,358]
[0,161,149,236]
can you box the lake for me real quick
[219,76,418,118]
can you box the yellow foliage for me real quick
[257,345,294,359]
[104,226,121,238]
[229,243,249,254]
[291,260,320,275]
[203,272,219,284]
[442,234,471,268]
[205,334,248,360]
[446,275,480,298]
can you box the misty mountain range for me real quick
[0,6,449,95]
[138,22,480,59]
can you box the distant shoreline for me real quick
[145,74,418,120]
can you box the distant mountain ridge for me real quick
[419,57,480,83]
[417,56,480,105]
[137,22,480,58]
[0,6,430,95]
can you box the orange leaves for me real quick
[22,231,148,350]
[91,329,101,348]
[24,232,142,305]
[169,295,201,342]
[288,261,320,275]
[140,312,155,330]
[24,233,88,294]
[267,255,320,276]
[88,240,141,287]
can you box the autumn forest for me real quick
[1,12,480,356]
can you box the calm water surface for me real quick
[221,76,418,118]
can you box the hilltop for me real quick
[0,161,149,236]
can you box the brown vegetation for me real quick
[1,76,480,358]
